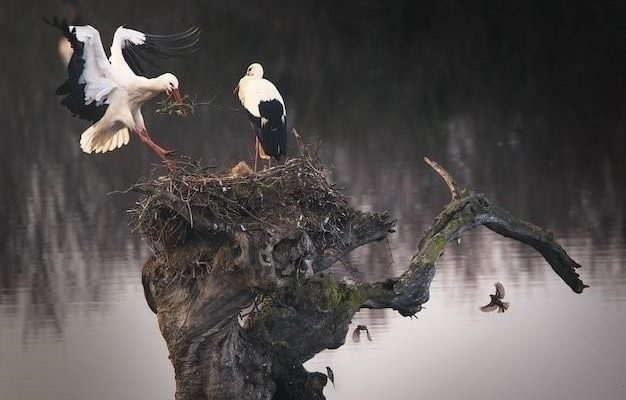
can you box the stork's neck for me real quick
[147,75,171,93]
[130,75,169,105]
[238,76,250,87]
[241,74,262,83]
[237,75,261,103]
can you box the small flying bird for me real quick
[480,282,509,313]
[325,366,335,388]
[234,63,287,171]
[351,324,372,342]
[46,17,199,159]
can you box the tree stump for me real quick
[130,156,586,400]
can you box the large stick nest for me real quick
[129,156,359,254]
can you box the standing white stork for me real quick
[46,18,199,159]
[234,63,287,171]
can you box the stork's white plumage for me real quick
[234,63,287,171]
[47,18,199,159]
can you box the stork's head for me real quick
[234,63,264,96]
[160,73,181,100]
[246,63,264,78]
[157,73,186,116]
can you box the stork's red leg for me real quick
[137,130,176,159]
[142,130,176,156]
[137,130,166,159]
[254,137,259,173]
[257,139,271,170]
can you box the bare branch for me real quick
[424,157,460,201]
[292,128,306,157]
[361,163,587,316]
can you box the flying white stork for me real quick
[234,63,287,171]
[46,17,199,159]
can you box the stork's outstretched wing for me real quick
[46,17,116,123]
[110,26,200,76]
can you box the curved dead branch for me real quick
[424,156,460,201]
[361,159,587,316]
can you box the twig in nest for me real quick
[292,128,305,156]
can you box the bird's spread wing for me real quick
[46,17,116,122]
[351,327,361,342]
[495,282,505,299]
[326,366,335,388]
[480,304,499,312]
[111,26,200,76]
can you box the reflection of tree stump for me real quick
[132,156,586,400]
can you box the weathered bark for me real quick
[138,157,586,400]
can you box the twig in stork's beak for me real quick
[169,88,187,116]
[232,83,239,96]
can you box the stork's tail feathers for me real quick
[257,99,287,161]
[259,126,287,161]
[499,302,510,312]
[80,125,130,154]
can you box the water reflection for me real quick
[1,1,626,399]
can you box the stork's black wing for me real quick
[114,26,200,76]
[258,99,287,160]
[45,17,112,123]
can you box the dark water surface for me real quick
[1,1,626,399]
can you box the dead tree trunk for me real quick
[133,156,586,400]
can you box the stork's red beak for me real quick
[171,88,183,104]
[169,88,187,116]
